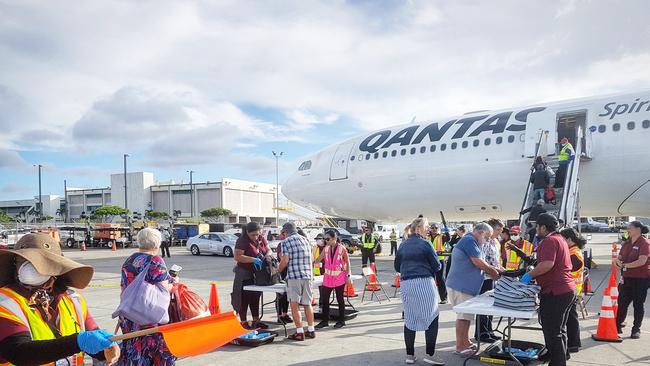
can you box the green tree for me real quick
[0,212,15,223]
[145,210,169,220]
[41,215,54,222]
[91,205,129,223]
[200,208,232,222]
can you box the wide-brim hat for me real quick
[0,233,93,289]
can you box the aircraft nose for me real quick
[281,172,298,203]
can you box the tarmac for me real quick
[67,233,650,366]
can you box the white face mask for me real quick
[18,262,51,286]
[511,235,520,241]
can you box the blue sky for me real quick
[1,0,650,200]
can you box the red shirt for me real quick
[620,237,650,279]
[235,234,268,272]
[535,232,576,295]
[0,284,98,342]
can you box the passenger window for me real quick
[382,151,388,158]
[451,142,457,150]
[473,139,480,147]
[350,155,355,161]
[430,145,436,152]
[598,125,606,133]
[365,154,371,160]
[496,136,503,144]
[613,123,620,131]
[440,143,447,151]
[462,141,468,148]
[507,135,515,143]
[373,152,379,159]
[400,149,406,156]
[485,138,491,146]
[391,150,397,157]
[410,147,416,155]
[643,120,650,128]
[627,121,635,130]
[420,146,426,154]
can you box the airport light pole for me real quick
[123,154,129,211]
[187,170,194,217]
[33,164,42,220]
[272,151,283,226]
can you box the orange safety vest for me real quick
[569,246,584,295]
[0,287,87,366]
[505,239,534,271]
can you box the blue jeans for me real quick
[533,188,545,201]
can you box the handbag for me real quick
[112,263,171,325]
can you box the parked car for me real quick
[224,228,242,238]
[374,224,400,242]
[0,228,29,249]
[322,227,360,253]
[578,217,612,232]
[187,232,238,257]
[268,240,281,253]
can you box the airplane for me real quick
[282,90,650,223]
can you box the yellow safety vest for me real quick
[361,233,376,249]
[559,143,573,162]
[431,235,447,259]
[389,232,397,242]
[313,246,322,275]
[505,240,534,271]
[570,246,584,295]
[0,287,87,366]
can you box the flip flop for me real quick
[454,347,476,357]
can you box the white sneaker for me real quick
[405,355,417,364]
[423,354,445,365]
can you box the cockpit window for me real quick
[298,160,312,171]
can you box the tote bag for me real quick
[112,263,171,325]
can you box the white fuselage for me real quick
[282,91,650,222]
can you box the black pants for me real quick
[161,244,171,258]
[475,279,494,339]
[321,284,346,322]
[435,260,447,301]
[555,164,568,188]
[390,241,398,255]
[276,293,289,315]
[361,247,375,267]
[239,278,261,322]
[616,277,650,332]
[539,291,575,366]
[404,317,439,356]
[566,298,581,349]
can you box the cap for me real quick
[510,225,521,234]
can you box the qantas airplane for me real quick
[282,90,650,223]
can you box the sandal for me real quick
[454,347,476,357]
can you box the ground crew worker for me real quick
[313,234,325,276]
[520,214,576,365]
[389,229,398,256]
[0,233,119,365]
[360,227,378,269]
[560,228,586,354]
[429,224,448,303]
[504,226,534,270]
[555,137,575,188]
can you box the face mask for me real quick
[18,262,51,287]
[511,235,520,241]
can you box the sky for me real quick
[1,0,650,200]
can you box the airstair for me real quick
[518,126,586,229]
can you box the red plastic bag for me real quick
[169,283,210,322]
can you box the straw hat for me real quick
[0,233,93,289]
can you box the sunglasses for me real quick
[324,237,334,241]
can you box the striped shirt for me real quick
[493,276,540,312]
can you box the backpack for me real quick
[544,186,556,205]
[253,254,282,286]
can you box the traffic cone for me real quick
[81,242,86,251]
[392,273,401,288]
[111,240,117,251]
[345,282,358,297]
[591,287,622,342]
[610,286,619,319]
[365,263,379,291]
[585,277,593,294]
[208,282,221,315]
[608,243,619,317]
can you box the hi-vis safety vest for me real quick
[559,143,573,162]
[570,246,585,296]
[431,235,447,259]
[0,287,87,366]
[313,246,322,275]
[361,233,376,249]
[505,240,534,271]
[389,232,397,242]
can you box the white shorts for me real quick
[449,288,475,321]
[287,279,313,306]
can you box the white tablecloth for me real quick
[452,291,537,319]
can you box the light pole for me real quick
[272,151,283,226]
[33,164,42,220]
[123,154,129,211]
[187,170,194,217]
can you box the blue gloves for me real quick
[520,273,534,284]
[77,330,115,354]
[253,258,263,271]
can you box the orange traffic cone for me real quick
[208,282,221,315]
[592,287,622,342]
[111,240,117,251]
[585,276,593,294]
[608,243,619,317]
[81,241,86,251]
[345,282,358,297]
[365,263,379,291]
[392,273,401,288]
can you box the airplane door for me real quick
[524,111,556,158]
[329,142,355,181]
